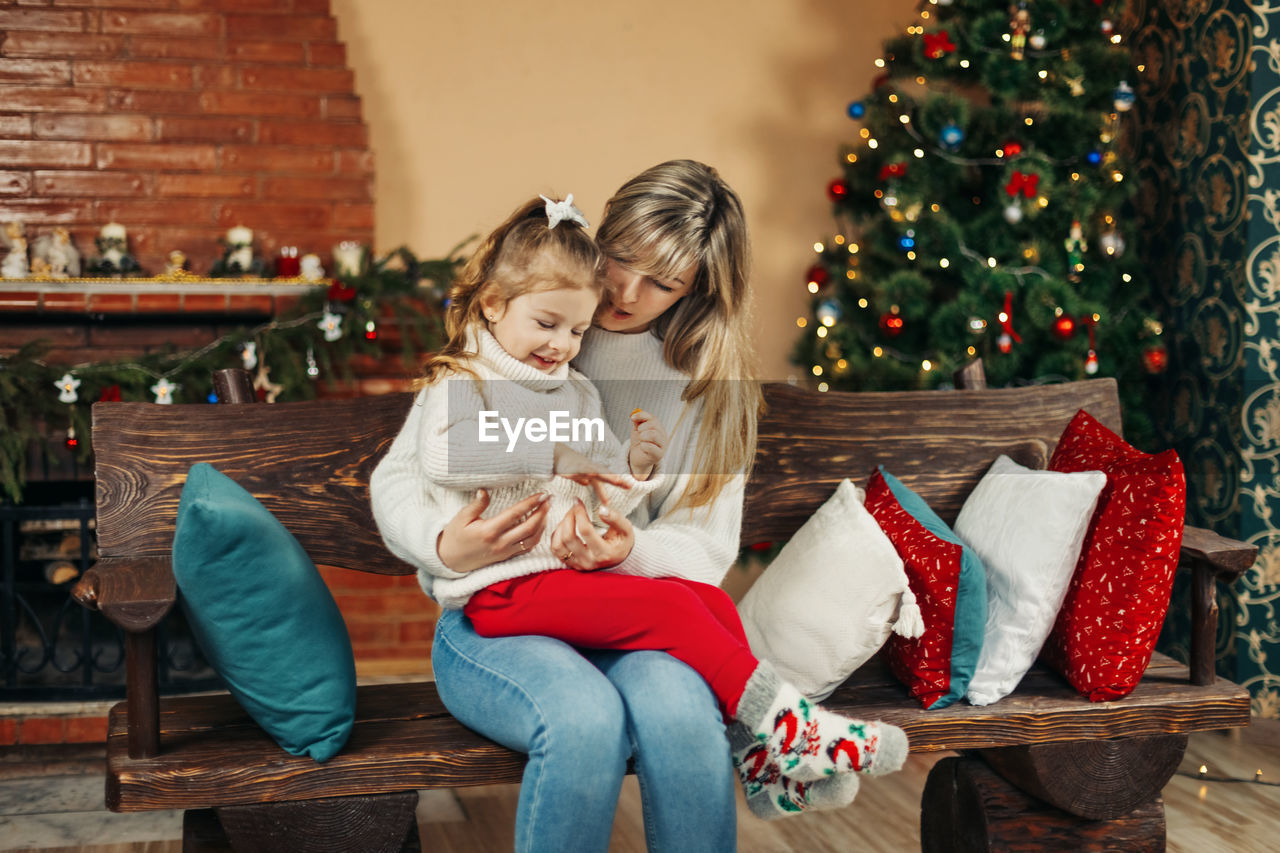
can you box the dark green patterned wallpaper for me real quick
[1138,0,1278,717]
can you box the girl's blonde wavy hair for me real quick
[420,196,603,386]
[595,160,762,510]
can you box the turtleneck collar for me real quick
[473,326,570,390]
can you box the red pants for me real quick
[464,570,760,716]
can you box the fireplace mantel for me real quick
[0,278,326,317]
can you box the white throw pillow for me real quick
[954,455,1105,706]
[739,478,923,701]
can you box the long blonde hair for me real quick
[595,160,762,509]
[421,196,603,385]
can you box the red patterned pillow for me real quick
[1040,410,1186,701]
[865,468,986,709]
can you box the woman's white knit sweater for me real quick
[370,326,745,605]
[369,329,657,610]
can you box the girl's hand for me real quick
[553,443,629,501]
[627,408,667,481]
[436,489,551,573]
[550,498,636,571]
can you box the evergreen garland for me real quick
[0,243,468,503]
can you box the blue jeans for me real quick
[432,608,737,853]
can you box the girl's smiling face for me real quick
[484,286,598,372]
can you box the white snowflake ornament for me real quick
[318,311,343,342]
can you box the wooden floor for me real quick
[3,718,1277,852]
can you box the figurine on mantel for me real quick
[210,225,266,277]
[31,227,81,278]
[164,249,191,277]
[299,253,326,282]
[1,221,29,279]
[332,240,365,278]
[87,222,143,276]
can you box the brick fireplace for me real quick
[0,2,437,738]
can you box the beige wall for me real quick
[330,0,914,381]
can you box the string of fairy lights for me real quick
[797,0,1163,391]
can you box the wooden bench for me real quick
[73,368,1255,852]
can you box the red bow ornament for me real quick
[924,30,956,60]
[1005,170,1040,198]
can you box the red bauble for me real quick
[997,332,1014,354]
[1142,343,1169,374]
[328,281,357,302]
[1052,315,1076,340]
[1002,140,1024,158]
[827,178,850,202]
[879,310,905,337]
[806,264,830,287]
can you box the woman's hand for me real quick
[436,489,551,573]
[550,498,636,571]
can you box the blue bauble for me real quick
[1112,81,1136,112]
[940,123,964,151]
[816,298,843,325]
[1087,149,1102,165]
[847,100,866,119]
[899,233,916,251]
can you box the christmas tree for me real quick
[794,0,1166,446]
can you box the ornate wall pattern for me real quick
[1138,0,1278,717]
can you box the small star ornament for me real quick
[318,311,343,342]
[151,378,178,405]
[55,372,80,404]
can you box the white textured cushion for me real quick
[739,479,921,700]
[954,455,1105,705]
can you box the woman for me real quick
[373,160,763,852]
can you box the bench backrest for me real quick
[742,379,1121,544]
[92,378,1121,574]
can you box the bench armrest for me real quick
[1178,525,1257,686]
[1179,525,1256,582]
[72,556,175,760]
[72,556,176,632]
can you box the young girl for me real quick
[372,194,665,612]
[372,187,910,828]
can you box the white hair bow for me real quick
[541,194,590,229]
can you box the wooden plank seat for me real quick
[74,370,1256,851]
[107,654,1247,814]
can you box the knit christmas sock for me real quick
[729,722,861,821]
[734,661,909,783]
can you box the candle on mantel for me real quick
[276,245,301,278]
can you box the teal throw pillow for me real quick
[173,463,356,761]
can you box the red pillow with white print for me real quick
[1040,410,1186,701]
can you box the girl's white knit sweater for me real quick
[369,329,657,610]
[369,327,745,605]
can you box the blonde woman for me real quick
[373,162,898,851]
